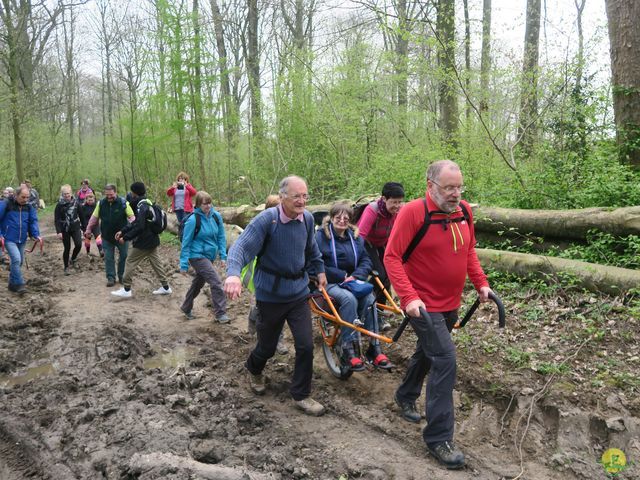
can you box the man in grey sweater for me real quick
[224,176,327,416]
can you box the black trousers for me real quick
[246,298,314,401]
[62,229,82,268]
[364,242,389,304]
[396,310,458,445]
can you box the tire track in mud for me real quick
[0,417,77,480]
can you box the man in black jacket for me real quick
[111,182,172,298]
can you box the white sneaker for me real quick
[111,287,132,298]
[152,286,172,295]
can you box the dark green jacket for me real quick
[98,197,129,243]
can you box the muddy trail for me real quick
[1,217,638,479]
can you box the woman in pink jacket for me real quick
[166,172,197,224]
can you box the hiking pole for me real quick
[454,292,505,329]
[392,307,434,342]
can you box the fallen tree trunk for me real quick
[476,248,640,295]
[128,452,276,479]
[472,206,640,240]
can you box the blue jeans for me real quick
[175,209,186,223]
[5,241,26,286]
[102,239,128,281]
[326,284,378,346]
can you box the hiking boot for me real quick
[294,397,325,417]
[153,286,172,295]
[276,337,289,355]
[111,287,132,298]
[427,441,465,470]
[9,284,26,295]
[247,371,266,395]
[106,278,116,287]
[217,313,230,324]
[394,392,421,423]
[64,267,71,276]
[380,319,392,331]
[180,307,194,320]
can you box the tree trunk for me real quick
[395,0,409,136]
[605,0,640,168]
[462,0,471,121]
[246,0,262,142]
[473,205,640,239]
[518,0,541,155]
[477,248,640,295]
[437,0,458,147]
[479,0,491,112]
[191,0,207,191]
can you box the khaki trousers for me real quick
[122,246,169,288]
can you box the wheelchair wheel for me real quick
[318,317,353,380]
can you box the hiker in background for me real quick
[80,193,103,257]
[85,184,134,287]
[0,185,41,294]
[111,182,172,298]
[224,175,327,416]
[76,179,94,204]
[385,160,491,470]
[2,187,14,200]
[54,184,84,275]
[315,201,391,371]
[22,180,41,210]
[357,181,405,330]
[167,172,197,224]
[246,194,289,355]
[179,191,229,322]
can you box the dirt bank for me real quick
[0,217,638,479]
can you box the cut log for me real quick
[128,452,276,479]
[477,248,640,295]
[473,206,640,240]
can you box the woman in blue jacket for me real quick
[316,201,391,372]
[0,185,41,294]
[179,191,229,323]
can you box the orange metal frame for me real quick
[309,287,394,347]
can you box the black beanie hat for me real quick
[130,182,146,196]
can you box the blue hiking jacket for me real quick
[0,198,40,244]
[179,207,226,271]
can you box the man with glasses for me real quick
[384,160,492,470]
[224,175,327,416]
[356,181,405,329]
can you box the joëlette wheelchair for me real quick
[308,274,505,380]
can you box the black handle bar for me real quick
[391,293,505,342]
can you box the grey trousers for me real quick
[181,257,227,317]
[395,310,458,445]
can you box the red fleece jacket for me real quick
[384,193,489,312]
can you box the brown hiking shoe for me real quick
[294,397,325,416]
[247,371,266,395]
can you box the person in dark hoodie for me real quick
[315,201,391,372]
[54,184,84,275]
[111,181,172,298]
[179,191,228,322]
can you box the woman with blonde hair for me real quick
[167,172,197,224]
[54,184,84,274]
[179,191,229,322]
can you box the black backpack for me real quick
[140,199,167,234]
[178,211,222,242]
[352,200,378,224]
[402,199,471,264]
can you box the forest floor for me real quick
[1,214,639,480]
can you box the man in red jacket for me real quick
[384,160,492,470]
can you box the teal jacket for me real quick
[179,207,226,271]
